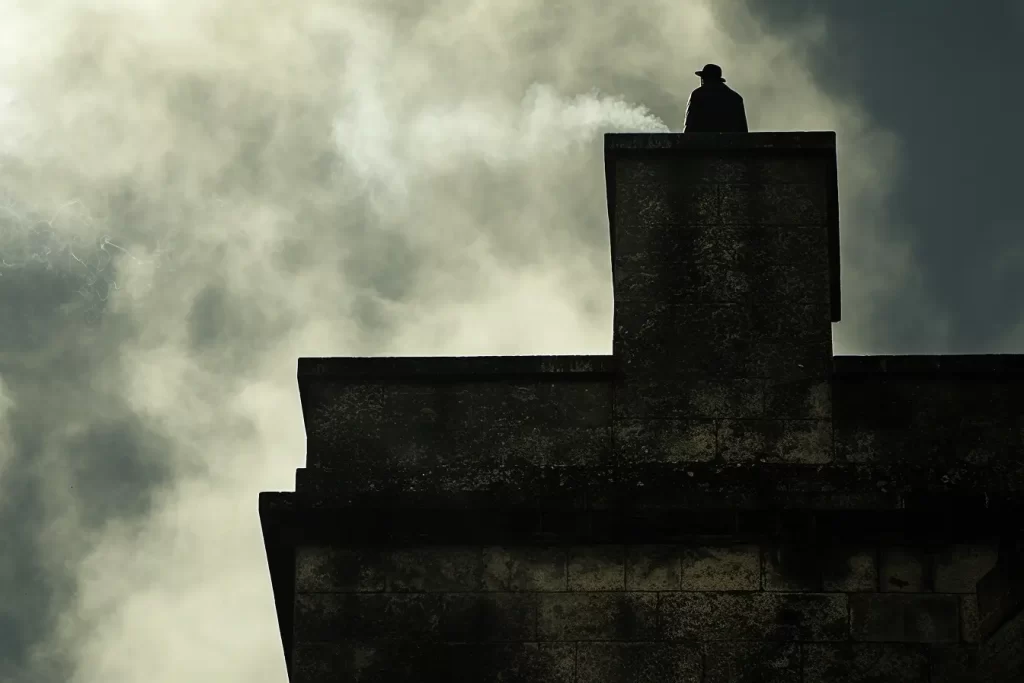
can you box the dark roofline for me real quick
[603,132,842,323]
[605,131,837,151]
[295,353,1024,383]
[297,354,618,381]
[833,354,1024,375]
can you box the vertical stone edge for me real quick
[826,141,841,323]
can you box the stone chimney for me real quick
[608,133,840,382]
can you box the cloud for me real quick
[0,1,908,681]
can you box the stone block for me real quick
[379,384,474,428]
[388,546,483,592]
[576,642,702,683]
[614,302,752,375]
[960,594,980,644]
[440,593,537,641]
[756,223,831,262]
[928,644,981,683]
[978,606,1024,681]
[613,154,830,191]
[612,157,720,193]
[295,546,386,592]
[300,382,383,436]
[616,224,828,275]
[614,165,720,228]
[615,224,742,267]
[308,380,616,471]
[746,340,834,381]
[802,643,928,683]
[307,420,465,473]
[835,424,1019,473]
[292,641,573,682]
[832,378,1018,430]
[754,264,832,303]
[618,319,829,381]
[537,592,658,641]
[704,641,800,683]
[720,183,827,225]
[614,263,751,304]
[880,546,930,592]
[468,424,612,468]
[614,250,829,307]
[762,544,823,591]
[614,378,764,419]
[822,545,878,592]
[467,643,577,683]
[294,593,444,642]
[614,419,716,464]
[292,642,369,683]
[294,592,543,644]
[291,642,436,683]
[626,545,680,591]
[748,157,832,185]
[952,380,1024,421]
[956,418,1020,466]
[659,592,847,641]
[568,546,626,591]
[680,544,760,591]
[463,381,612,429]
[750,303,832,343]
[932,543,999,594]
[483,546,566,592]
[717,419,832,464]
[849,594,959,643]
[764,379,831,419]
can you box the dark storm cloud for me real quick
[747,0,1024,352]
[0,294,177,681]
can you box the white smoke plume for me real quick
[0,1,909,681]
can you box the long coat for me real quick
[683,82,748,133]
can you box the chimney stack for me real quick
[606,132,840,382]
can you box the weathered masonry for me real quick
[260,133,1024,682]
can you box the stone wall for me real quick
[975,545,1024,682]
[295,358,1024,505]
[288,539,996,682]
[261,134,1024,681]
[977,608,1024,682]
[833,366,1024,484]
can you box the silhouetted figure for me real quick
[683,64,748,133]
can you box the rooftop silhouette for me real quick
[684,63,748,133]
[260,132,1024,682]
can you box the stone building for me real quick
[260,132,1024,682]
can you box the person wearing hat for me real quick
[683,64,748,133]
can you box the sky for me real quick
[0,0,1021,681]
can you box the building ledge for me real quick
[833,354,1024,375]
[298,353,1024,379]
[294,462,1024,509]
[605,131,837,153]
[297,355,618,382]
[260,489,1017,677]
